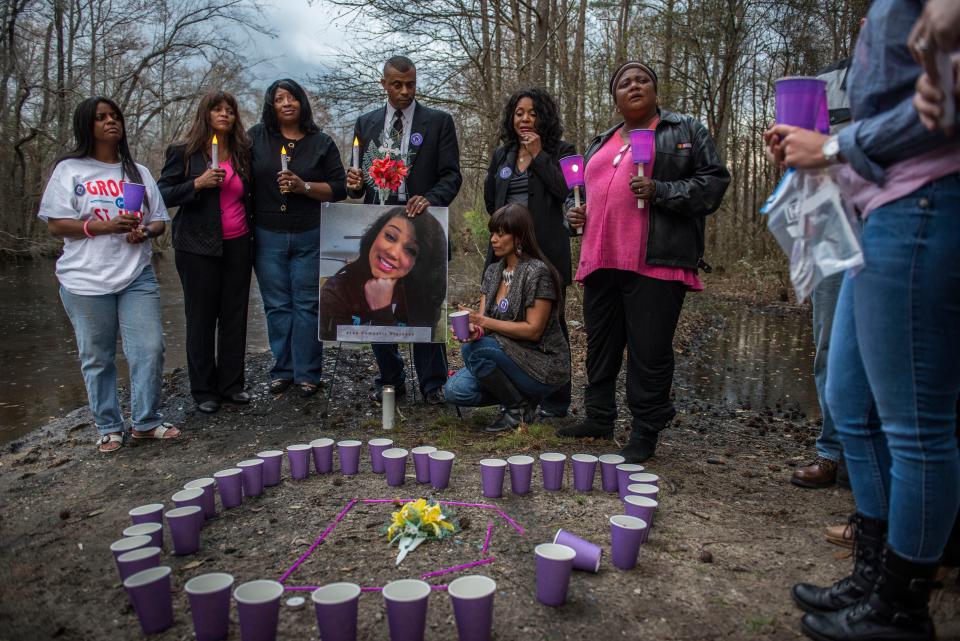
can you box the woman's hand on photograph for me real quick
[630,175,656,200]
[194,167,226,190]
[277,169,305,194]
[364,277,397,311]
[346,167,364,191]
[765,125,831,169]
[566,205,586,229]
[405,195,430,217]
[520,131,542,158]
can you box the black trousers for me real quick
[175,234,252,402]
[582,269,686,434]
[372,343,448,395]
[539,304,572,414]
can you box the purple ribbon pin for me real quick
[410,132,423,146]
[498,298,509,313]
[499,166,512,179]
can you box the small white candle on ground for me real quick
[382,385,395,430]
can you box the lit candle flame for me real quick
[212,134,218,144]
[353,137,359,147]
[281,146,287,157]
[572,164,579,173]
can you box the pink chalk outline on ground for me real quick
[279,498,523,591]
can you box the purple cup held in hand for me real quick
[257,450,284,486]
[110,535,153,562]
[124,566,174,635]
[382,448,409,487]
[287,443,312,479]
[448,575,497,641]
[214,468,243,508]
[535,543,576,606]
[184,477,217,520]
[616,463,645,500]
[775,76,828,130]
[234,580,284,641]
[598,454,624,493]
[428,450,455,490]
[337,440,362,475]
[122,181,146,214]
[383,579,431,641]
[553,529,602,573]
[237,459,265,498]
[610,514,648,570]
[369,438,394,474]
[128,503,165,526]
[185,572,235,641]
[571,454,598,492]
[479,458,507,498]
[539,453,567,491]
[116,546,161,581]
[310,438,335,474]
[507,455,534,495]
[411,446,436,484]
[312,582,361,641]
[449,310,471,341]
[166,505,202,556]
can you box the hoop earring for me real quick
[516,245,522,257]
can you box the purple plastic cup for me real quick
[539,453,566,491]
[554,529,602,573]
[234,580,284,641]
[124,566,174,634]
[535,543,576,606]
[450,310,471,341]
[129,503,165,526]
[111,535,153,561]
[287,444,311,480]
[237,459,264,497]
[559,155,586,188]
[382,448,409,487]
[257,450,284,486]
[448,575,496,641]
[616,463,645,500]
[122,181,146,214]
[625,483,659,502]
[312,582,361,641]
[123,522,163,549]
[623,495,658,543]
[627,472,660,487]
[382,579,431,641]
[428,450,455,490]
[598,454,624,493]
[116,546,161,582]
[571,454,598,492]
[184,478,217,520]
[507,455,534,495]
[816,92,830,134]
[338,440,362,475]
[311,438,335,474]
[775,76,828,130]
[166,505,202,556]
[214,468,243,508]
[480,458,507,498]
[185,572,234,641]
[411,446,436,483]
[628,129,656,164]
[172,488,206,527]
[369,438,394,474]
[610,515,648,570]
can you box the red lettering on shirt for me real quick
[95,180,108,196]
[106,180,120,196]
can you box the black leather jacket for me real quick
[572,109,730,270]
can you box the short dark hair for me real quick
[261,79,319,135]
[383,56,415,75]
[498,87,563,154]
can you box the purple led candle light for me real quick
[628,129,655,209]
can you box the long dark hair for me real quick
[54,96,149,211]
[261,79,319,135]
[181,91,252,180]
[356,207,447,324]
[498,88,563,154]
[488,203,564,309]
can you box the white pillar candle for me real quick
[382,385,395,430]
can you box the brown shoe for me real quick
[825,522,854,548]
[790,457,838,488]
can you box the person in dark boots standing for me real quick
[765,0,960,638]
[560,61,729,463]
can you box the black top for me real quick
[248,123,347,233]
[347,102,463,207]
[157,144,253,257]
[505,171,529,206]
[483,141,576,286]
[318,261,411,341]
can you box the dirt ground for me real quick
[0,280,957,641]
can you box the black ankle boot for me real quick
[792,514,886,614]
[618,429,659,463]
[800,547,938,641]
[476,367,530,433]
[556,420,614,439]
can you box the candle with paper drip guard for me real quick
[351,136,360,169]
[559,154,586,234]
[210,135,219,170]
[628,129,655,209]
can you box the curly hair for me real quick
[260,79,319,135]
[498,88,563,154]
[357,207,447,325]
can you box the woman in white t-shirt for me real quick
[38,96,180,453]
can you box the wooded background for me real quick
[1,0,868,268]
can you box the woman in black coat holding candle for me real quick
[483,88,575,419]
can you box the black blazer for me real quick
[483,141,576,286]
[157,144,253,257]
[348,102,462,207]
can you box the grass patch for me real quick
[416,411,564,455]
[745,616,776,635]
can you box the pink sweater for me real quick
[575,130,702,290]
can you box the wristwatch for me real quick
[822,135,843,164]
[142,227,156,239]
[303,182,312,193]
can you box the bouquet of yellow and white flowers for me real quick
[386,499,458,565]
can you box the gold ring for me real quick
[914,37,930,53]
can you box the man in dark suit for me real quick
[346,55,462,405]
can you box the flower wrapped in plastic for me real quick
[385,498,458,565]
[363,133,411,205]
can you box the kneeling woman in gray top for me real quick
[445,204,570,432]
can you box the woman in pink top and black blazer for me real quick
[560,61,730,463]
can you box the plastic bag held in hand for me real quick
[761,167,863,302]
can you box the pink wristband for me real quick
[82,219,95,238]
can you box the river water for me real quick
[0,258,819,444]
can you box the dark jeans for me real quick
[175,235,252,402]
[444,336,558,406]
[254,226,323,385]
[372,342,447,395]
[583,269,686,434]
[812,272,844,461]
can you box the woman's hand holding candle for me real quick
[346,167,364,191]
[277,169,306,194]
[194,167,226,190]
[566,204,586,230]
[629,175,656,202]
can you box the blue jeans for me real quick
[825,174,960,562]
[254,226,323,385]
[59,265,165,435]
[812,272,843,461]
[444,336,558,406]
